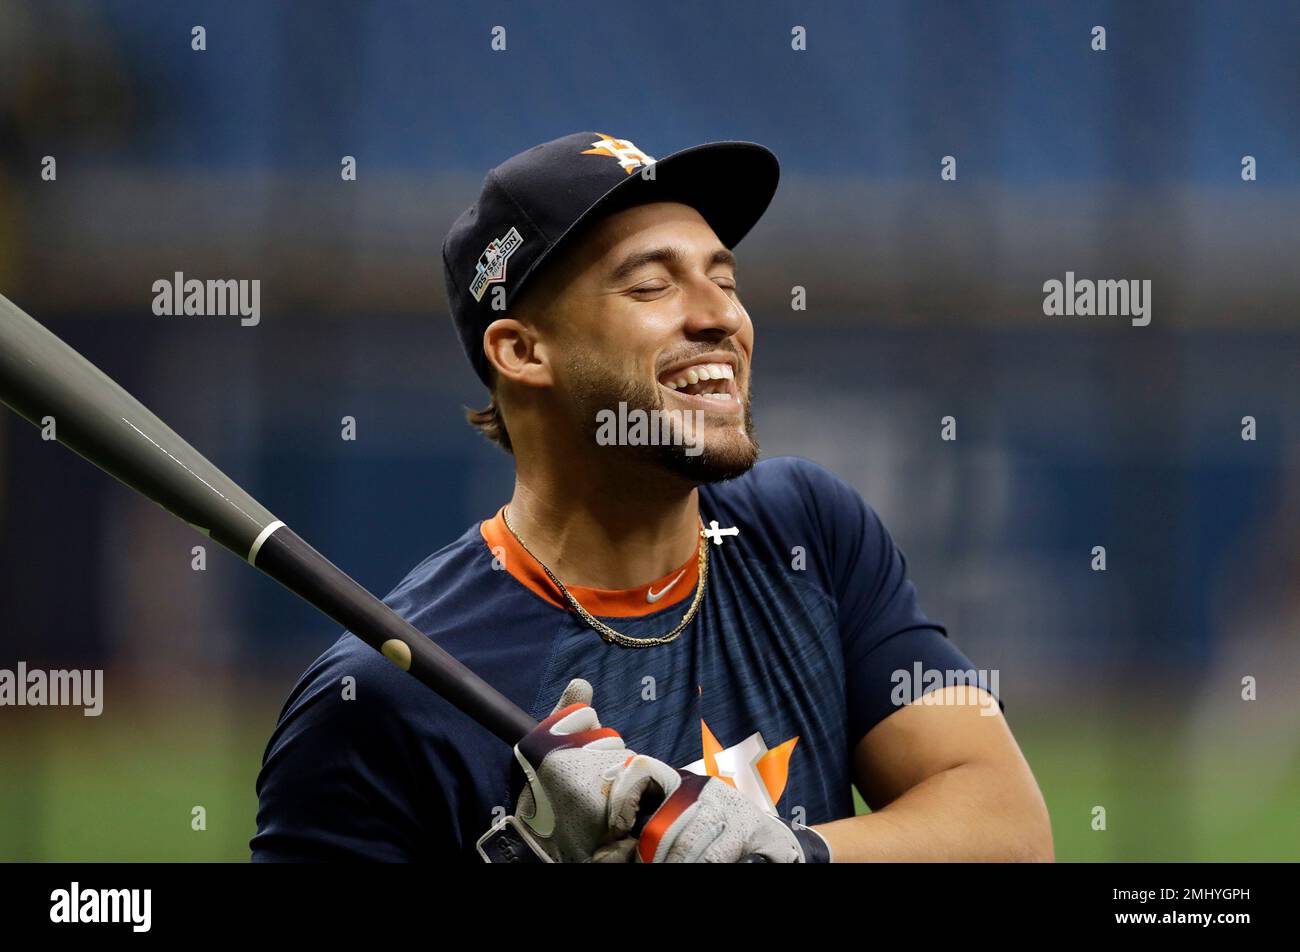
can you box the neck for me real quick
[505,456,701,590]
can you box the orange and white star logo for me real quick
[581,134,656,174]
[682,719,798,815]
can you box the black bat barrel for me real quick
[0,293,274,557]
[0,293,536,746]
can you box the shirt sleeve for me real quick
[794,459,998,747]
[250,637,456,862]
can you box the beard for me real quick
[564,351,760,484]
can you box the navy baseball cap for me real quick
[441,132,780,387]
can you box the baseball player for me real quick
[251,132,1053,863]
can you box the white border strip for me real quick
[247,520,286,565]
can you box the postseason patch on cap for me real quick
[469,226,525,302]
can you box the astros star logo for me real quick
[581,134,656,174]
[682,719,799,816]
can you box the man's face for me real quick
[541,201,759,483]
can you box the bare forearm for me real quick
[812,761,1054,862]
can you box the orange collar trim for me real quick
[479,507,701,618]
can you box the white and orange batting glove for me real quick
[600,755,833,864]
[476,678,637,863]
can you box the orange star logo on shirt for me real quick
[682,718,799,815]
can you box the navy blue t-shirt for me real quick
[251,456,983,861]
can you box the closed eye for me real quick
[628,277,736,296]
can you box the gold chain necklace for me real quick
[502,505,708,648]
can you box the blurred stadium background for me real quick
[1,0,1297,861]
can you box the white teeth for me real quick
[661,363,735,386]
[660,362,737,393]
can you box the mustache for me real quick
[655,347,744,377]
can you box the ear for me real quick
[483,318,554,388]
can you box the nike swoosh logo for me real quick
[515,747,556,838]
[647,569,688,603]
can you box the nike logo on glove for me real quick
[515,747,556,838]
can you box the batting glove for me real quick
[603,754,833,863]
[476,678,636,863]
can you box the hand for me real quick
[603,754,833,863]
[477,678,634,863]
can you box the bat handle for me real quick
[252,524,539,744]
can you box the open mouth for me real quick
[656,361,741,408]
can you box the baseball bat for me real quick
[0,292,536,746]
[0,294,686,854]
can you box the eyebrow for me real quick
[606,246,736,284]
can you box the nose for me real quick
[681,274,746,340]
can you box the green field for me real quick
[3,694,1297,861]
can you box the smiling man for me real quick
[251,132,1053,863]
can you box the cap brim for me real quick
[594,140,781,248]
[525,140,779,292]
